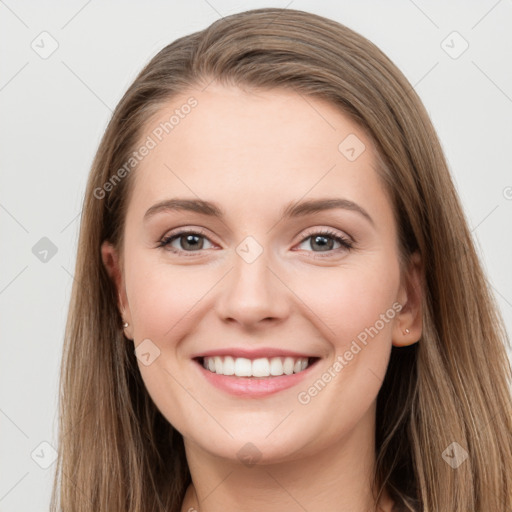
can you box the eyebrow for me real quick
[143,197,375,227]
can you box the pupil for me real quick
[183,234,202,250]
[313,235,332,251]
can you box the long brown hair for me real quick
[51,8,512,511]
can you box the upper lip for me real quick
[191,347,319,360]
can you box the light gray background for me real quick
[1,1,511,510]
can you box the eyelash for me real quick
[157,228,354,258]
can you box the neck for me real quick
[180,403,394,512]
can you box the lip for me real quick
[191,347,319,359]
[193,356,320,398]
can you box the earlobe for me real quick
[392,251,423,347]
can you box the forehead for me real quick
[126,84,392,226]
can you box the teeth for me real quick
[222,355,235,375]
[202,356,311,377]
[234,357,252,377]
[252,358,270,377]
[283,357,294,375]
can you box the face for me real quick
[102,84,421,464]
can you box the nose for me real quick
[215,248,291,329]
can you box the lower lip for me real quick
[194,358,319,398]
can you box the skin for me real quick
[102,83,423,512]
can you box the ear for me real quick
[392,251,423,347]
[101,241,133,339]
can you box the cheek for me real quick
[290,261,400,441]
[293,258,400,348]
[125,256,244,365]
[124,251,211,342]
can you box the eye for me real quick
[157,228,214,255]
[157,227,354,257]
[296,229,353,256]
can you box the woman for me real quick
[51,7,512,511]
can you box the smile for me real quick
[200,355,315,377]
[193,355,321,397]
